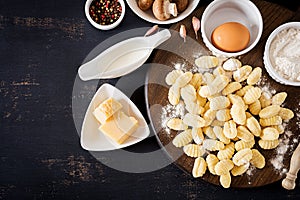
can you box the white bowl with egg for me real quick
[201,0,263,57]
[264,22,300,86]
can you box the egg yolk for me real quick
[211,22,250,53]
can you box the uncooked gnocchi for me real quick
[192,157,207,178]
[172,129,193,147]
[166,56,294,189]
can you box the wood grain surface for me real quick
[146,0,300,188]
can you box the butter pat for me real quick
[99,111,139,144]
[93,98,122,124]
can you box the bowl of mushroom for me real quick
[126,0,200,24]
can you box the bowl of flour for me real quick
[264,22,300,86]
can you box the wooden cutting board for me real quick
[146,0,300,188]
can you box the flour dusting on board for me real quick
[161,101,185,134]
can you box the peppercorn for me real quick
[89,0,122,25]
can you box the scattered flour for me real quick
[161,101,185,134]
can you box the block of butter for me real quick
[99,111,138,144]
[93,97,123,124]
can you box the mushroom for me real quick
[138,0,154,11]
[172,0,189,13]
[152,0,178,21]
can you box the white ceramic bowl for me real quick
[126,0,200,24]
[85,0,125,30]
[201,0,263,57]
[264,22,300,86]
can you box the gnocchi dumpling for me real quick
[195,55,219,69]
[237,126,254,142]
[190,73,203,89]
[216,109,231,122]
[192,157,207,178]
[165,70,184,85]
[231,163,249,176]
[181,84,197,102]
[223,120,238,139]
[206,154,219,175]
[250,149,265,169]
[232,148,253,166]
[235,140,255,151]
[235,85,253,97]
[172,129,193,147]
[278,108,294,120]
[260,116,282,126]
[167,118,188,130]
[249,100,261,115]
[210,96,230,111]
[183,113,206,128]
[243,87,262,105]
[183,144,205,157]
[258,139,279,150]
[217,142,235,160]
[246,117,261,137]
[168,85,180,105]
[247,67,262,85]
[271,92,287,105]
[175,72,193,88]
[223,58,242,71]
[215,159,234,175]
[185,101,205,115]
[233,65,252,82]
[260,127,279,140]
[213,126,230,144]
[222,82,242,96]
[231,104,246,125]
[203,127,217,139]
[203,139,225,151]
[259,105,281,119]
[192,127,204,145]
[220,173,231,189]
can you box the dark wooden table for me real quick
[0,0,299,199]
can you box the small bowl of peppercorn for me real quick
[85,0,125,30]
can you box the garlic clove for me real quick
[180,25,187,43]
[192,16,200,39]
[144,25,159,37]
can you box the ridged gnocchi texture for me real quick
[243,87,262,105]
[183,144,205,157]
[192,128,204,145]
[220,173,231,188]
[223,120,237,139]
[258,139,279,150]
[272,92,287,105]
[181,84,197,102]
[172,129,193,147]
[222,82,242,96]
[167,118,188,131]
[247,67,262,85]
[223,58,242,71]
[231,163,249,176]
[213,126,230,144]
[168,85,180,105]
[195,56,219,69]
[249,100,261,115]
[206,154,219,175]
[235,140,255,151]
[203,139,225,151]
[246,117,261,137]
[237,126,254,142]
[215,159,234,175]
[165,70,184,85]
[231,104,246,125]
[216,109,231,122]
[190,73,203,89]
[217,142,235,160]
[232,148,253,166]
[210,96,230,111]
[233,65,252,82]
[260,116,282,126]
[250,149,265,169]
[192,157,207,178]
[183,113,206,128]
[259,105,281,118]
[175,72,193,88]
